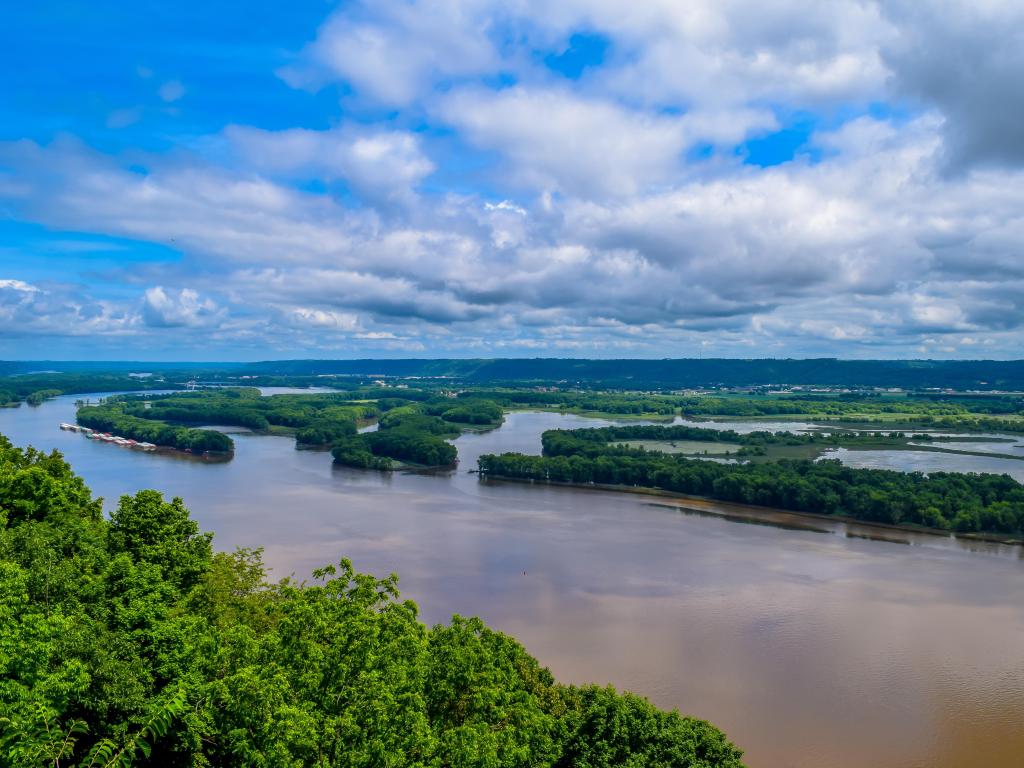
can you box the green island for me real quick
[0,435,744,767]
[73,389,504,467]
[75,388,383,455]
[331,400,503,470]
[478,424,1024,536]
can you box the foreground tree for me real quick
[0,434,744,767]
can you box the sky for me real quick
[1,1,1023,361]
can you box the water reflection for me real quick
[824,446,1024,482]
[1,399,1023,768]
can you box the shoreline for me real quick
[476,473,1024,546]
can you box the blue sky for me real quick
[2,0,1023,360]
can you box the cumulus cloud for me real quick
[440,86,774,196]
[0,136,370,265]
[226,125,434,204]
[880,0,1024,172]
[279,0,497,104]
[142,287,224,328]
[287,308,361,331]
[0,278,137,337]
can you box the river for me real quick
[2,393,1024,768]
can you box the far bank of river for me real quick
[1,396,1023,768]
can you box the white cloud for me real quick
[440,87,700,197]
[287,308,361,331]
[142,287,223,328]
[226,125,434,203]
[484,201,526,215]
[0,279,39,293]
[0,278,137,337]
[158,80,185,103]
[279,0,497,105]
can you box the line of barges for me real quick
[59,423,157,451]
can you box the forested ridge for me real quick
[0,434,744,767]
[479,427,1024,535]
[9,358,1024,390]
[234,358,1024,390]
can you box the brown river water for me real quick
[2,393,1023,768]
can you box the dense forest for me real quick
[113,389,383,447]
[330,404,503,470]
[0,435,745,766]
[74,390,504,463]
[479,427,1024,535]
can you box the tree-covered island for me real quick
[73,389,504,467]
[479,424,1024,536]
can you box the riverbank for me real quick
[475,472,1024,546]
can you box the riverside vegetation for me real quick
[0,434,744,767]
[478,424,1024,536]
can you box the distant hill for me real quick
[215,358,1024,390]
[0,360,238,376]
[5,358,1024,390]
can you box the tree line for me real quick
[539,424,929,458]
[458,388,1024,422]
